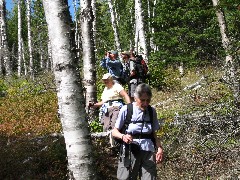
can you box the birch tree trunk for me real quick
[212,0,239,104]
[73,0,80,59]
[47,37,52,71]
[39,34,44,69]
[91,0,96,48]
[147,0,157,52]
[42,1,96,179]
[80,0,97,116]
[135,0,148,62]
[0,0,11,76]
[212,0,232,63]
[21,39,27,76]
[26,0,34,78]
[17,0,22,76]
[108,0,121,51]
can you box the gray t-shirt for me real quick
[115,102,160,152]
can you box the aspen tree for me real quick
[17,0,22,76]
[0,0,11,76]
[42,1,97,179]
[135,0,148,62]
[26,0,33,78]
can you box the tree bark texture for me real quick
[42,1,96,179]
[108,0,121,51]
[80,0,97,114]
[26,0,34,78]
[17,0,22,76]
[0,0,11,76]
[135,0,148,62]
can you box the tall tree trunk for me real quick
[17,0,22,76]
[147,0,157,52]
[0,0,11,76]
[135,0,148,62]
[26,0,34,78]
[47,37,52,71]
[212,0,239,104]
[73,0,80,59]
[21,39,27,76]
[91,0,96,49]
[42,1,96,179]
[212,0,232,63]
[108,0,121,51]
[80,0,97,117]
[39,34,44,69]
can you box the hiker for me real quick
[112,83,163,180]
[120,50,131,85]
[100,50,123,84]
[89,73,131,132]
[128,51,149,102]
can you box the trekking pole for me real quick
[129,142,132,180]
[128,132,133,180]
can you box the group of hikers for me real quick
[89,50,163,180]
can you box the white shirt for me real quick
[101,83,124,103]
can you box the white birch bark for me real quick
[91,0,96,48]
[129,0,135,50]
[0,0,11,76]
[21,39,27,76]
[80,0,97,113]
[39,34,44,69]
[135,0,148,62]
[73,0,80,58]
[148,0,157,52]
[113,0,119,26]
[17,0,22,76]
[212,0,239,103]
[26,0,34,77]
[212,0,232,63]
[108,0,121,51]
[42,1,96,179]
[47,37,52,71]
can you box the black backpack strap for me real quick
[147,105,157,149]
[121,103,133,134]
[147,105,153,123]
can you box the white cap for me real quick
[102,73,112,80]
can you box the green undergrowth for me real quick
[0,66,238,179]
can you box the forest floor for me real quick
[0,66,239,179]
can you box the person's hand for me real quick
[88,101,95,108]
[156,147,163,163]
[122,134,133,144]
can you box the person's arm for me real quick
[90,101,104,108]
[100,57,110,69]
[153,132,163,163]
[112,127,133,144]
[119,89,131,104]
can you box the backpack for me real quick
[119,62,130,85]
[113,103,156,148]
[132,55,149,82]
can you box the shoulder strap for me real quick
[120,103,133,134]
[147,105,157,148]
[147,105,153,123]
[125,103,133,127]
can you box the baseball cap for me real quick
[102,73,112,80]
[110,50,118,55]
